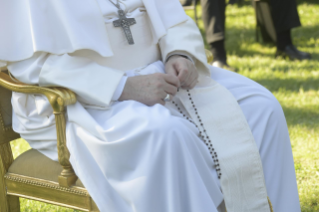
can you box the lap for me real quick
[210,66,287,150]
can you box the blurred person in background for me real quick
[195,0,311,71]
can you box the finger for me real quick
[176,64,190,84]
[163,74,180,88]
[181,66,198,88]
[159,99,165,106]
[165,62,178,77]
[163,83,178,96]
[159,90,168,105]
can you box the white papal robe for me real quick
[3,0,300,211]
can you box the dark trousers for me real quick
[201,0,301,44]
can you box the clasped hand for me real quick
[119,56,199,106]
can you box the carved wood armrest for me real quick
[0,71,78,187]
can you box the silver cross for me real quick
[113,10,137,45]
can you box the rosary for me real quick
[173,90,222,179]
[108,0,136,45]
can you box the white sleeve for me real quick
[7,52,126,107]
[159,16,210,77]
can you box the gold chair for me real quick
[0,69,99,211]
[0,52,214,212]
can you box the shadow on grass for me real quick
[223,24,319,59]
[282,105,319,129]
[255,77,319,92]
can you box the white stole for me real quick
[177,77,271,212]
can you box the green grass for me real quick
[10,1,319,211]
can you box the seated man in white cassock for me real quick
[0,0,301,211]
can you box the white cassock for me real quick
[0,0,300,211]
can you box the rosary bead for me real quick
[174,90,222,179]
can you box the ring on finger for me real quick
[164,94,171,102]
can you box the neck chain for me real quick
[173,90,222,179]
[108,0,121,10]
[108,0,137,45]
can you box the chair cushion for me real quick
[8,149,84,187]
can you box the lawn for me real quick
[10,0,319,211]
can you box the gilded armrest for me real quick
[0,71,78,187]
[0,72,76,112]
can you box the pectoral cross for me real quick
[113,10,137,45]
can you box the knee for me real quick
[147,113,186,136]
[144,111,197,147]
[241,85,285,122]
[245,89,289,151]
[257,91,285,120]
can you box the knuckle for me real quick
[154,73,163,79]
[155,81,163,88]
[183,68,189,74]
[172,88,178,95]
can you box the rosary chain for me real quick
[172,90,222,179]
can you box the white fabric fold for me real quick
[0,0,113,62]
[0,0,188,62]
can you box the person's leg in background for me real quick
[201,0,237,71]
[269,0,311,60]
[180,0,193,6]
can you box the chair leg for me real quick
[0,143,20,212]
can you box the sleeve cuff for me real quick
[112,76,128,101]
[165,51,196,65]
